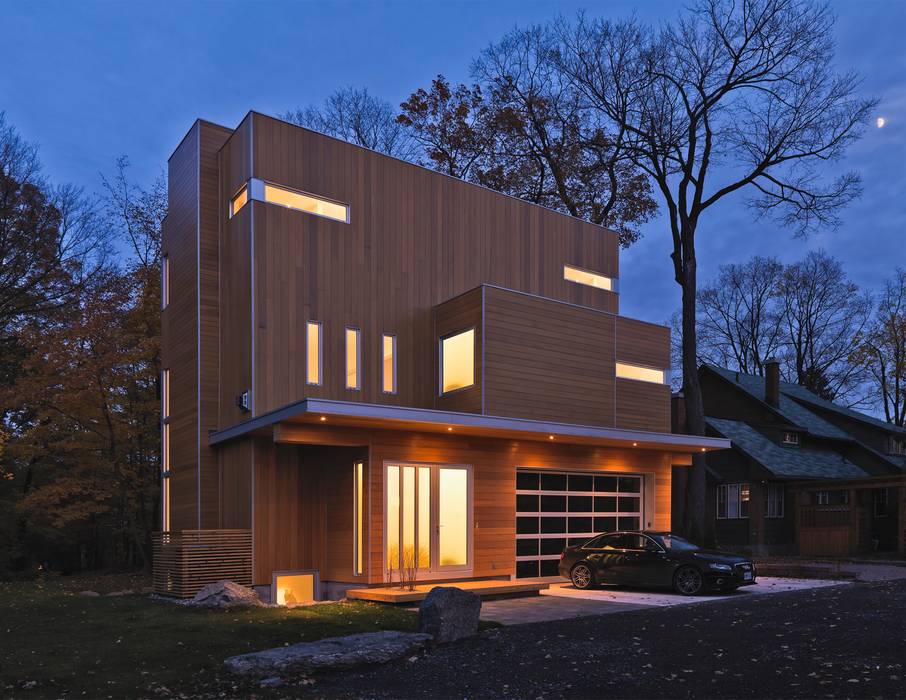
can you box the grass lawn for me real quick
[0,572,421,698]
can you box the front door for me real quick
[385,463,471,579]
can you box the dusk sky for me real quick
[3,0,904,326]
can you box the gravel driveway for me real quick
[306,579,905,699]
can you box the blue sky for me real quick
[2,0,904,325]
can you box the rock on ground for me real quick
[418,587,481,643]
[224,631,433,677]
[190,580,263,608]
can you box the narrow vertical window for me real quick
[382,334,397,394]
[353,461,364,576]
[161,369,170,531]
[161,255,169,310]
[346,327,361,390]
[306,321,322,386]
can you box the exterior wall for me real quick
[160,120,232,530]
[434,287,483,414]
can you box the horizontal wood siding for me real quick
[152,530,252,598]
[483,286,616,426]
[434,287,483,414]
[615,379,671,432]
[615,316,670,368]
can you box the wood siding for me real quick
[434,287,483,414]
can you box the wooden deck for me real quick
[346,579,549,604]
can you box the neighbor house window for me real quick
[888,438,906,456]
[764,484,785,518]
[816,490,848,506]
[306,321,322,386]
[345,327,361,390]
[873,489,889,518]
[263,182,349,223]
[717,483,749,519]
[161,369,171,531]
[229,185,248,218]
[563,264,616,292]
[382,334,397,394]
[440,329,475,394]
[353,461,365,575]
[161,255,169,309]
[782,432,800,446]
[615,362,668,385]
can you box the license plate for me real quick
[743,572,753,581]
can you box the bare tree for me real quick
[854,269,906,425]
[777,250,870,404]
[556,0,875,542]
[283,86,418,160]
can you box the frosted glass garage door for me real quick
[515,470,643,578]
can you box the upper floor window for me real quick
[161,369,170,421]
[888,437,906,456]
[764,484,784,518]
[717,483,749,519]
[615,362,668,385]
[306,321,322,386]
[382,333,397,394]
[440,329,475,394]
[782,432,800,446]
[229,185,249,218]
[161,255,169,309]
[563,264,616,292]
[346,327,361,390]
[264,183,349,223]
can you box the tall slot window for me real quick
[440,329,475,394]
[161,255,169,309]
[382,334,397,394]
[353,461,364,575]
[346,327,361,390]
[306,322,322,386]
[229,185,248,218]
[161,369,171,531]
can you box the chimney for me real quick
[671,392,687,434]
[765,359,780,407]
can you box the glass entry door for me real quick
[385,463,471,578]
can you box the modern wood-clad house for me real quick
[156,112,728,601]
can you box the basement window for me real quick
[615,362,667,385]
[272,570,318,606]
[563,264,617,292]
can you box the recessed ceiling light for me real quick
[447,426,453,432]
[548,435,555,440]
[632,442,638,447]
[319,416,327,422]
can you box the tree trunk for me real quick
[679,255,712,545]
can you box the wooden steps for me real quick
[346,579,549,604]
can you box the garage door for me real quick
[515,469,643,578]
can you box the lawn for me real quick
[0,572,420,698]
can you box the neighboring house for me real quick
[672,361,906,556]
[156,114,728,601]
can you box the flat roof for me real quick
[209,398,730,453]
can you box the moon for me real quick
[877,117,886,128]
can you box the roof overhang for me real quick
[209,398,730,454]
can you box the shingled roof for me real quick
[706,417,868,479]
[780,382,906,437]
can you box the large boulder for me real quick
[418,586,481,643]
[224,631,433,677]
[191,580,264,608]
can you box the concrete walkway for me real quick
[479,576,845,625]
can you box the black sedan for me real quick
[558,531,756,595]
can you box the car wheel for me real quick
[674,566,704,596]
[571,562,595,590]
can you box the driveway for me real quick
[480,576,845,625]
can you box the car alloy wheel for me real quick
[674,566,704,596]
[571,563,594,590]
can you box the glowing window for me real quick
[161,369,170,420]
[353,462,365,576]
[161,422,170,530]
[615,362,667,385]
[346,327,361,390]
[440,329,475,394]
[273,572,315,606]
[306,321,322,386]
[161,255,169,309]
[564,264,616,292]
[264,183,349,223]
[382,334,397,394]
[229,186,248,218]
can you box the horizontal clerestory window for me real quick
[563,264,617,292]
[229,178,349,224]
[615,362,668,385]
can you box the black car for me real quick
[558,531,756,595]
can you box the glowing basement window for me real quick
[273,573,315,606]
[346,327,361,390]
[229,186,248,218]
[306,321,322,386]
[564,264,616,292]
[441,329,475,394]
[382,334,397,394]
[615,362,667,385]
[264,183,349,223]
[354,461,364,576]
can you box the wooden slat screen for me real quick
[152,529,253,598]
